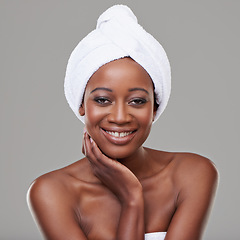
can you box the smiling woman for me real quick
[80,58,156,159]
[27,5,218,240]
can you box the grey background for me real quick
[0,0,239,239]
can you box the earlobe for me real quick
[79,104,85,116]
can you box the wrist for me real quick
[121,190,144,208]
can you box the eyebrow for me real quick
[128,88,149,95]
[90,87,113,94]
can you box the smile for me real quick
[105,131,133,138]
[100,128,137,145]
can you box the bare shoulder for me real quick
[26,161,90,238]
[26,161,90,239]
[27,158,95,209]
[27,170,74,211]
[173,152,219,180]
[171,152,219,200]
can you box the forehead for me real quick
[86,57,154,91]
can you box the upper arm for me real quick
[27,175,87,240]
[165,154,219,240]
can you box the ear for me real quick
[152,111,157,121]
[79,103,85,116]
[152,104,158,121]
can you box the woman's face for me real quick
[79,57,156,159]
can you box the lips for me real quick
[100,128,137,145]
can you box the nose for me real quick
[107,102,132,124]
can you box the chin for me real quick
[104,151,132,160]
[97,142,141,160]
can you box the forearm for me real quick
[117,195,145,240]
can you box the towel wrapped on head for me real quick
[64,4,171,123]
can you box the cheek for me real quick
[84,101,104,123]
[85,110,99,123]
[130,104,154,141]
[83,102,107,140]
[136,104,155,137]
[135,103,155,125]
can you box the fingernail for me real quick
[83,127,87,133]
[90,137,93,143]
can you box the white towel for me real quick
[64,5,171,123]
[145,232,166,240]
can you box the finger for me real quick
[82,130,85,155]
[82,143,85,155]
[90,138,118,167]
[85,133,118,171]
[82,127,88,155]
[85,134,113,172]
[83,132,99,166]
[82,132,87,156]
[84,132,106,177]
[90,140,105,160]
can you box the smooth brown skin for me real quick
[27,58,219,240]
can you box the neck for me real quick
[117,146,151,180]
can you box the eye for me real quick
[94,97,111,105]
[129,98,147,105]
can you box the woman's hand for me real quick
[82,131,143,205]
[82,130,145,240]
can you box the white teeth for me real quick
[106,131,133,138]
[119,132,125,137]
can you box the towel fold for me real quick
[64,4,171,123]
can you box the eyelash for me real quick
[94,97,111,105]
[130,98,147,105]
[94,97,147,106]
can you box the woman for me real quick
[27,5,218,240]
